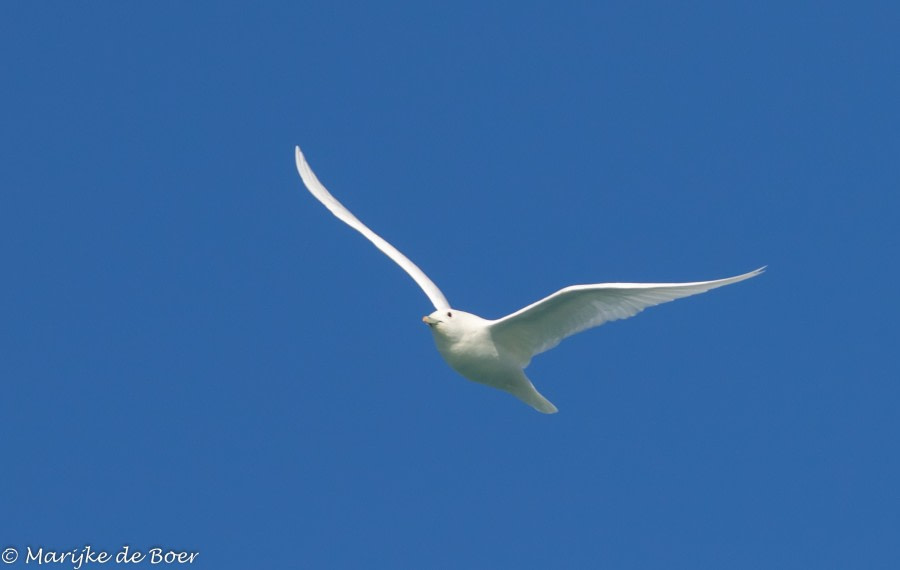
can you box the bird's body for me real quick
[294,146,763,413]
[421,309,556,411]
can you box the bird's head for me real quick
[422,309,484,339]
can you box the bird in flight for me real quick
[295,146,763,413]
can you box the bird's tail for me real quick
[506,373,558,414]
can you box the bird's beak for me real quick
[422,315,439,326]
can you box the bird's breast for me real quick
[432,328,512,385]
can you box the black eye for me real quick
[447,312,452,318]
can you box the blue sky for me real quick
[2,1,898,568]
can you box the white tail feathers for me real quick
[506,373,559,414]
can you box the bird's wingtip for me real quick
[735,266,766,283]
[294,146,308,173]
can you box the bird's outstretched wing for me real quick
[295,146,450,310]
[489,267,764,365]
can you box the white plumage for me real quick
[295,146,763,413]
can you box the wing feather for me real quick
[295,146,450,310]
[489,267,764,365]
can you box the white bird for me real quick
[295,146,763,413]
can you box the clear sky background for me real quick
[2,2,898,568]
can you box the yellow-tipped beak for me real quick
[422,315,439,325]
